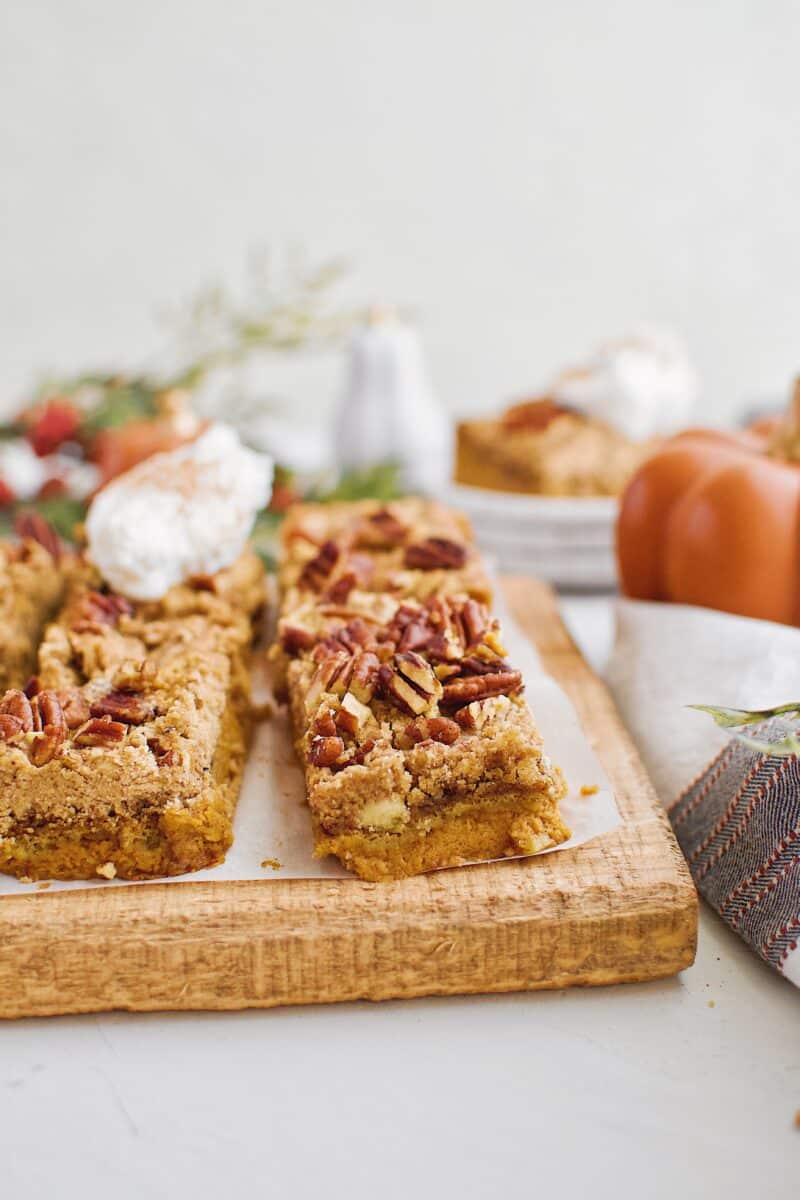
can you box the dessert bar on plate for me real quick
[274,498,569,881]
[0,550,265,881]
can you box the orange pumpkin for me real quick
[616,385,800,625]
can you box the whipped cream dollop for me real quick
[86,424,273,600]
[551,329,699,441]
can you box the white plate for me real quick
[444,483,619,589]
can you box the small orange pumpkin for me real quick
[617,383,800,625]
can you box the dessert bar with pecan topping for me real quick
[0,522,68,693]
[275,499,569,881]
[0,550,265,881]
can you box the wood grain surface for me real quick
[0,578,698,1019]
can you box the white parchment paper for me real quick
[0,596,620,894]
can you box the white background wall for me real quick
[2,0,799,423]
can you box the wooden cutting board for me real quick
[0,578,697,1019]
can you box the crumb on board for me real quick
[261,858,282,871]
[252,699,275,722]
[580,784,600,797]
[36,881,51,890]
[707,1000,715,1009]
[795,1110,800,1130]
[19,875,33,884]
[96,861,117,880]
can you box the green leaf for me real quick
[309,462,405,504]
[79,382,160,435]
[690,702,800,758]
[688,702,800,728]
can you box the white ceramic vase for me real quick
[334,313,451,494]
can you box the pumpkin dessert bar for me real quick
[0,533,67,693]
[279,497,492,609]
[0,551,265,881]
[455,398,651,497]
[273,498,492,695]
[276,500,569,881]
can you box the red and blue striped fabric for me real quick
[669,718,800,986]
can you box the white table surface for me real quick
[3,596,797,1199]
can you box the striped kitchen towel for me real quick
[669,717,800,987]
[606,599,800,990]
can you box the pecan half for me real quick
[0,714,24,740]
[298,540,340,591]
[29,726,66,766]
[0,690,34,732]
[14,510,62,561]
[404,538,468,570]
[307,735,345,768]
[57,689,91,729]
[91,690,154,725]
[74,715,127,746]
[32,690,67,734]
[73,590,133,632]
[23,676,41,699]
[403,716,460,746]
[441,670,523,709]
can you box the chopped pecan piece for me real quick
[403,716,460,746]
[377,664,430,716]
[188,573,216,592]
[458,655,510,676]
[356,508,408,549]
[461,599,489,646]
[395,652,443,703]
[14,510,62,560]
[323,573,357,604]
[397,620,433,653]
[90,690,154,725]
[280,622,317,654]
[0,714,24,740]
[74,715,127,746]
[349,650,380,703]
[0,689,34,732]
[148,736,179,766]
[502,397,569,432]
[57,689,91,729]
[298,540,340,591]
[312,706,338,737]
[304,652,352,713]
[330,738,376,772]
[441,670,523,709]
[112,658,157,691]
[23,676,41,699]
[336,692,372,736]
[454,696,510,729]
[307,735,345,767]
[404,537,468,570]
